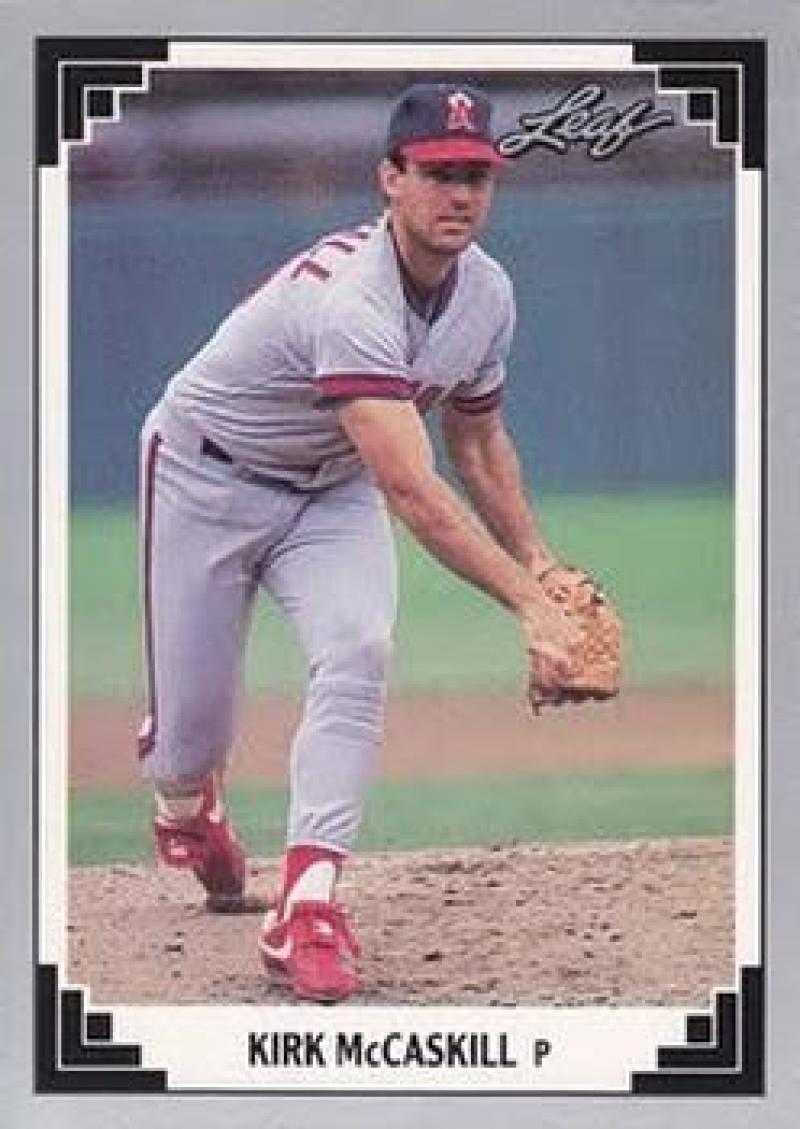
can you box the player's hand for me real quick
[517,591,584,715]
[517,588,582,652]
[517,595,583,665]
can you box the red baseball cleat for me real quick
[258,900,361,1002]
[154,776,246,910]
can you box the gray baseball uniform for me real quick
[139,211,515,851]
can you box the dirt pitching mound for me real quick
[69,836,732,1008]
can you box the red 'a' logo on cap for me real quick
[446,91,477,131]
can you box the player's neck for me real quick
[388,218,457,291]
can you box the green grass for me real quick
[70,492,733,701]
[69,765,732,866]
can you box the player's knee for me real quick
[317,624,394,683]
[340,631,394,681]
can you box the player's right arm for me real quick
[337,397,580,676]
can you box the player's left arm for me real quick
[442,402,555,577]
[444,400,623,706]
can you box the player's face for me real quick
[381,158,497,258]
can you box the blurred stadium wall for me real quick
[68,71,733,503]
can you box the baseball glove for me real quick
[528,563,622,713]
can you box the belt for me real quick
[200,435,305,492]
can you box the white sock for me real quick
[155,791,205,821]
[155,777,216,821]
[285,861,337,910]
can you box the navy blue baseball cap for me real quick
[386,82,507,165]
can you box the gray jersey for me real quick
[163,213,516,490]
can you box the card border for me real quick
[33,34,766,1098]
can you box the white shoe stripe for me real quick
[260,935,293,962]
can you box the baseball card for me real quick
[5,1,799,1123]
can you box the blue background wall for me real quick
[69,179,733,503]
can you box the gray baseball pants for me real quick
[138,404,397,850]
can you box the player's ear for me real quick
[378,157,403,202]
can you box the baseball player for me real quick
[138,82,613,1003]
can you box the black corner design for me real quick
[657,68,739,148]
[36,963,168,1092]
[631,966,765,1095]
[687,90,715,124]
[86,88,115,121]
[36,37,169,167]
[633,40,766,169]
[686,1012,713,1044]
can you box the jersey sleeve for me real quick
[448,274,516,416]
[313,284,414,405]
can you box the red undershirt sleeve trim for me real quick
[315,373,415,405]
